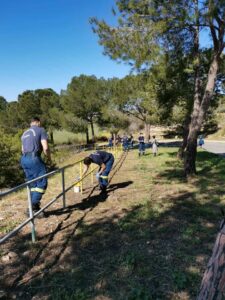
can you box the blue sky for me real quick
[0,0,131,101]
[0,1,214,102]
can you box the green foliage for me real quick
[0,89,62,139]
[127,287,151,300]
[100,105,130,134]
[0,129,23,188]
[50,288,89,300]
[61,75,109,142]
[61,75,105,121]
[17,90,42,127]
[0,96,7,111]
[0,101,21,133]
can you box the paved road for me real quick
[203,140,225,156]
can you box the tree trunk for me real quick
[184,11,201,175]
[90,119,95,143]
[184,55,219,176]
[197,220,225,300]
[86,128,89,144]
[184,132,198,175]
[177,116,191,159]
[144,123,150,143]
[49,130,54,145]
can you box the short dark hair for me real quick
[31,116,40,123]
[84,157,93,165]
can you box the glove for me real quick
[96,172,100,179]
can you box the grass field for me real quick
[1,147,225,299]
[53,127,110,145]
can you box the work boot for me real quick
[100,185,107,193]
[33,203,45,218]
[32,203,40,212]
[26,203,44,218]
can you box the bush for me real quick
[96,136,108,142]
[0,129,24,188]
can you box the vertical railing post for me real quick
[80,162,83,194]
[61,168,66,208]
[27,186,36,243]
[91,164,94,184]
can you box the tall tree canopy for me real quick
[91,0,225,175]
[61,75,107,143]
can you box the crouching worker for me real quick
[83,151,114,192]
[20,117,51,214]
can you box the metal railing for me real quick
[0,145,122,245]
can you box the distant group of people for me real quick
[108,134,134,150]
[108,132,159,156]
[137,133,159,157]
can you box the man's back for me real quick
[21,125,47,154]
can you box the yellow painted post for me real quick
[79,162,83,194]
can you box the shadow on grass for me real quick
[0,191,222,299]
[158,150,225,186]
[44,181,133,217]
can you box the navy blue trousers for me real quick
[99,156,114,188]
[139,142,145,153]
[21,154,47,205]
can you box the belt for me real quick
[105,155,114,163]
[24,152,40,157]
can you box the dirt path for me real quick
[1,151,140,299]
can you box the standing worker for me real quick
[152,135,158,156]
[108,136,113,148]
[20,117,51,213]
[138,132,145,156]
[122,134,129,151]
[198,135,205,148]
[129,134,134,149]
[82,150,114,192]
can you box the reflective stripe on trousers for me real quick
[30,187,46,193]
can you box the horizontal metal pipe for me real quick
[0,157,87,198]
[0,145,119,245]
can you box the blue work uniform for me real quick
[122,135,129,151]
[108,137,113,147]
[20,125,48,205]
[129,135,134,148]
[89,151,114,189]
[138,135,145,154]
[199,137,204,147]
